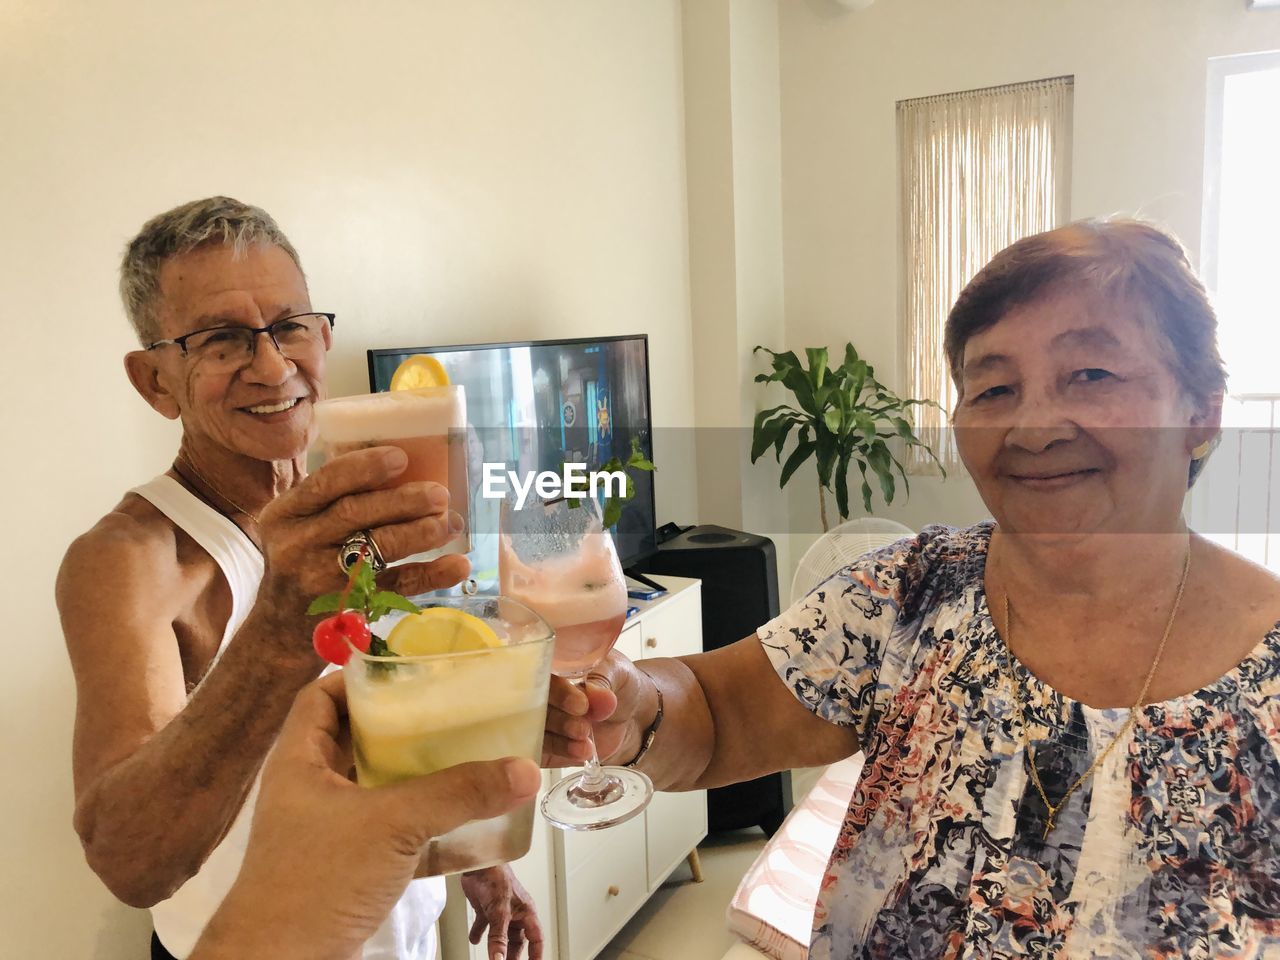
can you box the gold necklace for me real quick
[173,454,263,525]
[1001,546,1191,840]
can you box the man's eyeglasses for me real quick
[146,312,335,372]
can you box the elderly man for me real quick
[57,197,541,960]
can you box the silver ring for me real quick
[338,531,387,575]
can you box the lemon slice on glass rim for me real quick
[384,607,502,657]
[389,354,450,391]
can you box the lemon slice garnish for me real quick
[385,607,502,657]
[389,354,450,391]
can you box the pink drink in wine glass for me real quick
[499,494,652,831]
[500,531,627,677]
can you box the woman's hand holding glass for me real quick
[540,653,657,768]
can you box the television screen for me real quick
[368,335,656,587]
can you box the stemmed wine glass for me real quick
[499,493,653,830]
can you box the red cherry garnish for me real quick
[312,610,373,665]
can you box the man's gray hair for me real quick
[120,196,304,344]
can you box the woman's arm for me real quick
[544,635,861,792]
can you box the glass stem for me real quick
[574,678,608,791]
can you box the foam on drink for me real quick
[313,386,470,551]
[313,386,466,441]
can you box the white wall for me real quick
[681,0,794,579]
[0,2,694,956]
[776,0,1280,555]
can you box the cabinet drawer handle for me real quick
[645,637,657,648]
[607,885,620,897]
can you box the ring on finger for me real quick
[338,530,388,575]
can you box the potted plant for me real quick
[751,344,943,532]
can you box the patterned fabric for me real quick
[728,754,866,960]
[758,522,1280,960]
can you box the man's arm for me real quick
[62,448,468,907]
[543,636,860,794]
[61,518,319,907]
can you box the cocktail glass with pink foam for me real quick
[499,494,653,830]
[313,386,470,556]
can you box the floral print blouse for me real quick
[758,522,1280,960]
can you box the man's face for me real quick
[145,243,326,462]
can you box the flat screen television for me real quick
[368,335,656,585]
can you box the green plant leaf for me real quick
[772,416,797,461]
[751,405,793,462]
[627,437,655,471]
[834,448,851,521]
[602,498,624,528]
[823,407,843,434]
[756,346,801,376]
[782,366,816,415]
[867,440,896,504]
[815,428,837,487]
[805,348,829,390]
[779,437,815,488]
[837,345,868,402]
[812,382,833,415]
[856,459,873,513]
[890,416,917,442]
[890,450,912,498]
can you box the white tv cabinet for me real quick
[439,575,706,960]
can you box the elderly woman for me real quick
[547,219,1280,958]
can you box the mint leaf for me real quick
[307,593,343,616]
[344,557,378,611]
[365,634,400,672]
[370,591,421,616]
[310,557,420,626]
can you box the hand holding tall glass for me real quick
[499,495,653,830]
[343,596,554,875]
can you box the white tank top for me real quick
[130,475,446,959]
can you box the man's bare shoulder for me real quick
[57,493,191,620]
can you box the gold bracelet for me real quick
[622,684,664,769]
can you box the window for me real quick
[898,76,1073,471]
[1190,51,1280,570]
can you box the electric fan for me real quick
[789,517,915,604]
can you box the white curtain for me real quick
[898,76,1073,472]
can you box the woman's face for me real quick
[952,290,1218,537]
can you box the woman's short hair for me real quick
[120,196,303,345]
[944,218,1226,407]
[944,218,1227,483]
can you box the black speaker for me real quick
[638,524,791,835]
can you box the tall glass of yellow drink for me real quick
[343,595,554,875]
